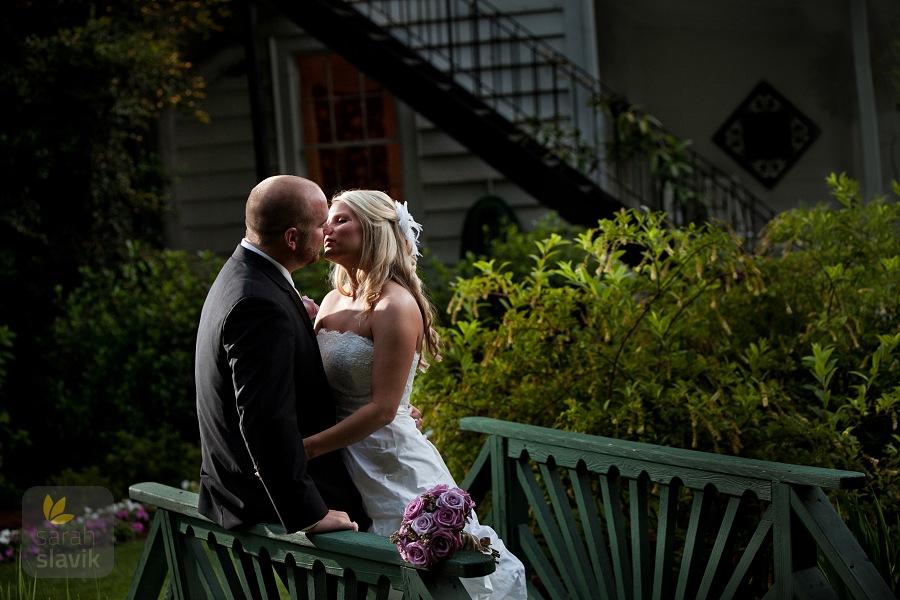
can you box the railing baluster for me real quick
[207,534,247,599]
[352,0,777,238]
[694,494,744,600]
[514,457,583,594]
[718,506,774,599]
[571,466,617,598]
[629,475,652,600]
[651,479,681,600]
[674,487,713,599]
[599,470,632,600]
[517,524,568,599]
[184,533,227,598]
[539,462,595,597]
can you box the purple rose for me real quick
[429,528,462,559]
[403,495,425,521]
[436,489,473,513]
[426,484,450,497]
[402,540,433,568]
[410,512,437,536]
[433,506,466,530]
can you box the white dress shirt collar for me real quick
[240,239,297,292]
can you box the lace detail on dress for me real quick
[316,329,419,417]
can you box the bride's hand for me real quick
[410,405,424,432]
[303,437,317,460]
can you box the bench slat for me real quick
[541,462,593,597]
[651,481,681,600]
[571,468,616,598]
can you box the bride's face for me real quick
[323,201,363,267]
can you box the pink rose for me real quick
[402,540,433,568]
[433,506,466,530]
[426,484,450,497]
[403,495,425,520]
[429,528,462,559]
[301,295,320,319]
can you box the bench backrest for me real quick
[459,417,893,600]
[126,482,495,599]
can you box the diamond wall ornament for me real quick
[712,81,820,189]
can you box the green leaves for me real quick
[49,243,223,472]
[419,176,900,543]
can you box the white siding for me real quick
[162,1,601,262]
[161,73,260,253]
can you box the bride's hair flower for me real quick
[390,484,495,569]
[394,200,423,257]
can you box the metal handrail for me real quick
[348,0,776,239]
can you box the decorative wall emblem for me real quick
[712,81,819,188]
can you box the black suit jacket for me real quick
[195,244,369,532]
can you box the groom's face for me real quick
[295,196,329,267]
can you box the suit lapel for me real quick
[236,246,318,337]
[289,289,317,337]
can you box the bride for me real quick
[302,189,527,599]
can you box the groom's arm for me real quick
[225,295,331,532]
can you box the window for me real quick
[298,54,403,200]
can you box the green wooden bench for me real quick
[126,481,495,599]
[128,418,894,599]
[458,417,894,600]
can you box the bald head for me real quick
[245,175,327,246]
[243,175,329,271]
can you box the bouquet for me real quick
[390,484,497,568]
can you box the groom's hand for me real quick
[306,509,359,533]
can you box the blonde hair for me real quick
[330,190,441,368]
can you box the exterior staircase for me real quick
[264,0,776,239]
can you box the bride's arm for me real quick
[303,291,422,459]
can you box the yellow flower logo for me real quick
[42,494,75,525]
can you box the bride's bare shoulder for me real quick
[373,282,420,322]
[379,281,416,305]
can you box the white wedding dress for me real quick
[317,329,527,599]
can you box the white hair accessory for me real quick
[394,201,423,257]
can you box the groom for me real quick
[195,175,369,534]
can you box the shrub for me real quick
[51,428,202,501]
[47,242,223,480]
[417,175,900,526]
[0,327,27,504]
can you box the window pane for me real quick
[298,53,403,200]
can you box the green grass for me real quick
[0,539,294,599]
[0,540,145,600]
